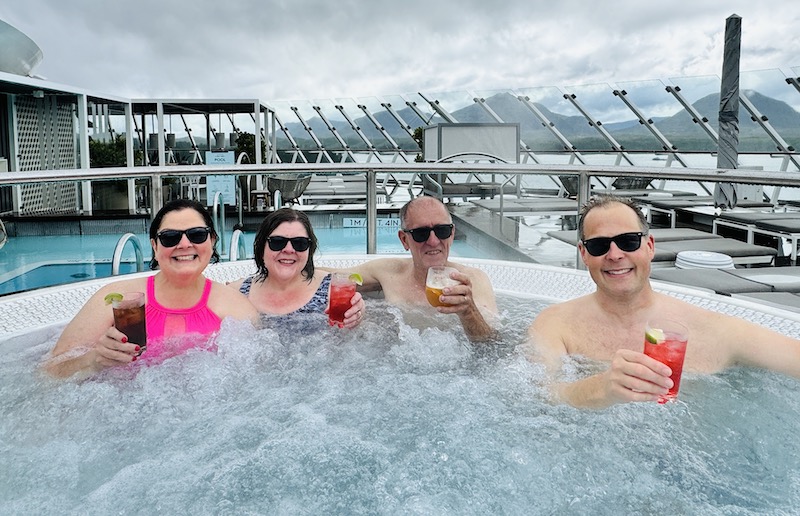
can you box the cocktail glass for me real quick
[112,292,147,354]
[328,273,356,327]
[425,266,460,307]
[643,319,689,404]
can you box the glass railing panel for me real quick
[666,74,722,157]
[473,88,565,153]
[271,101,318,152]
[312,98,360,150]
[565,82,661,152]
[518,85,607,152]
[670,73,785,154]
[420,90,493,123]
[385,94,432,128]
[356,96,418,151]
[615,78,716,153]
[740,69,800,153]
[291,99,344,153]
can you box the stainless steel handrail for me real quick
[228,228,248,261]
[111,233,145,275]
[3,161,800,257]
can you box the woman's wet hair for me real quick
[577,195,649,240]
[253,207,317,282]
[149,199,220,270]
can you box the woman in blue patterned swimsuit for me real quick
[228,208,365,329]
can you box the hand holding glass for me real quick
[328,273,357,327]
[643,319,688,404]
[425,266,460,307]
[112,292,147,354]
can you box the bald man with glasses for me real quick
[527,195,800,409]
[342,196,497,342]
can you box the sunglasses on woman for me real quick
[156,227,211,247]
[267,236,312,252]
[581,232,646,257]
[402,224,454,243]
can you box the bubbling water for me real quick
[1,296,799,514]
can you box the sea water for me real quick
[1,296,799,514]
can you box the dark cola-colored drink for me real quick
[113,292,147,353]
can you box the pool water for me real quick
[0,228,488,295]
[2,295,798,513]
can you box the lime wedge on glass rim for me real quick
[349,273,363,285]
[103,293,123,305]
[645,327,665,344]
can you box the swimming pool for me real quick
[0,227,488,295]
[2,258,799,513]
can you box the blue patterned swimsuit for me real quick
[239,274,331,330]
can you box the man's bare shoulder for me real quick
[535,295,591,324]
[359,257,412,276]
[448,261,488,278]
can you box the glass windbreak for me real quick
[518,85,607,157]
[473,88,565,154]
[672,74,774,154]
[740,69,800,154]
[385,94,433,128]
[564,82,661,155]
[356,96,418,151]
[420,90,493,124]
[292,99,343,155]
[313,98,362,153]
[271,100,321,158]
[615,78,716,154]
[513,86,581,162]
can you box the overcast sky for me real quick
[2,1,799,104]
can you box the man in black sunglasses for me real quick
[528,195,800,409]
[333,196,497,342]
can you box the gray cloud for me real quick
[2,0,799,104]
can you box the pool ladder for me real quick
[112,233,146,275]
[211,190,248,261]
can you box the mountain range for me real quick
[178,90,800,155]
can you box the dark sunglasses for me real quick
[267,236,312,252]
[402,224,454,243]
[581,232,646,257]
[156,226,211,247]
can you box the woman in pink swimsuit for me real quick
[45,199,257,378]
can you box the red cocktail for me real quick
[328,274,356,327]
[643,320,688,404]
[112,292,147,354]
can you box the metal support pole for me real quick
[366,169,377,254]
[575,171,591,271]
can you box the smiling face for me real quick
[150,208,216,279]
[398,197,454,271]
[263,221,310,281]
[579,202,654,298]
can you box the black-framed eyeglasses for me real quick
[156,227,211,247]
[581,232,647,257]
[267,236,312,252]
[402,224,454,243]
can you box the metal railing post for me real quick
[366,169,377,254]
